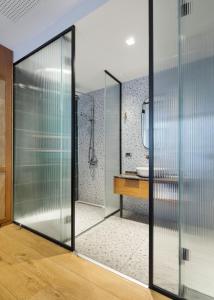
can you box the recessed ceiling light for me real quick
[126,37,135,46]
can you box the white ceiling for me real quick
[76,0,148,92]
[0,0,108,61]
[2,0,212,93]
[0,0,176,92]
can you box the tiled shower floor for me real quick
[76,213,178,293]
[76,214,149,284]
[75,202,104,236]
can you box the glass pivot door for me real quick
[179,0,214,299]
[152,1,214,299]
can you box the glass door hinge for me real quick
[179,284,187,298]
[181,248,190,261]
[180,1,192,17]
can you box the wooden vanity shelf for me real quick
[114,177,149,200]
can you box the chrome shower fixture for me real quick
[88,96,98,169]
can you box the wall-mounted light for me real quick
[126,37,135,46]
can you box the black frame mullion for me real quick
[148,0,154,289]
[71,26,76,251]
[13,25,76,252]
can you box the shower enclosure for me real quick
[151,0,214,299]
[75,91,104,236]
[75,70,121,236]
[13,27,75,248]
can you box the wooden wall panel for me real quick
[0,44,13,226]
[0,173,5,219]
[0,80,5,166]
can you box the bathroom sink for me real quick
[136,167,167,178]
[136,167,149,177]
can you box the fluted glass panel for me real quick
[14,31,72,245]
[104,73,120,217]
[153,0,179,294]
[179,1,214,298]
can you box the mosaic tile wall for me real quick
[121,76,149,214]
[78,89,105,206]
[122,76,149,171]
[78,76,149,213]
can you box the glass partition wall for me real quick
[152,0,179,295]
[151,1,214,299]
[14,28,74,248]
[179,0,214,299]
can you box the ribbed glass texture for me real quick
[104,73,120,217]
[179,1,214,298]
[14,31,72,245]
[153,0,179,294]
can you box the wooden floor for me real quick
[0,224,169,300]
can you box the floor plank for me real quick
[0,283,16,300]
[1,224,67,257]
[0,224,169,300]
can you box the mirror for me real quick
[142,99,149,149]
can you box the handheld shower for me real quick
[76,91,98,177]
[88,96,98,168]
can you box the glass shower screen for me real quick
[104,71,121,217]
[14,29,73,247]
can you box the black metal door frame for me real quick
[13,25,76,252]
